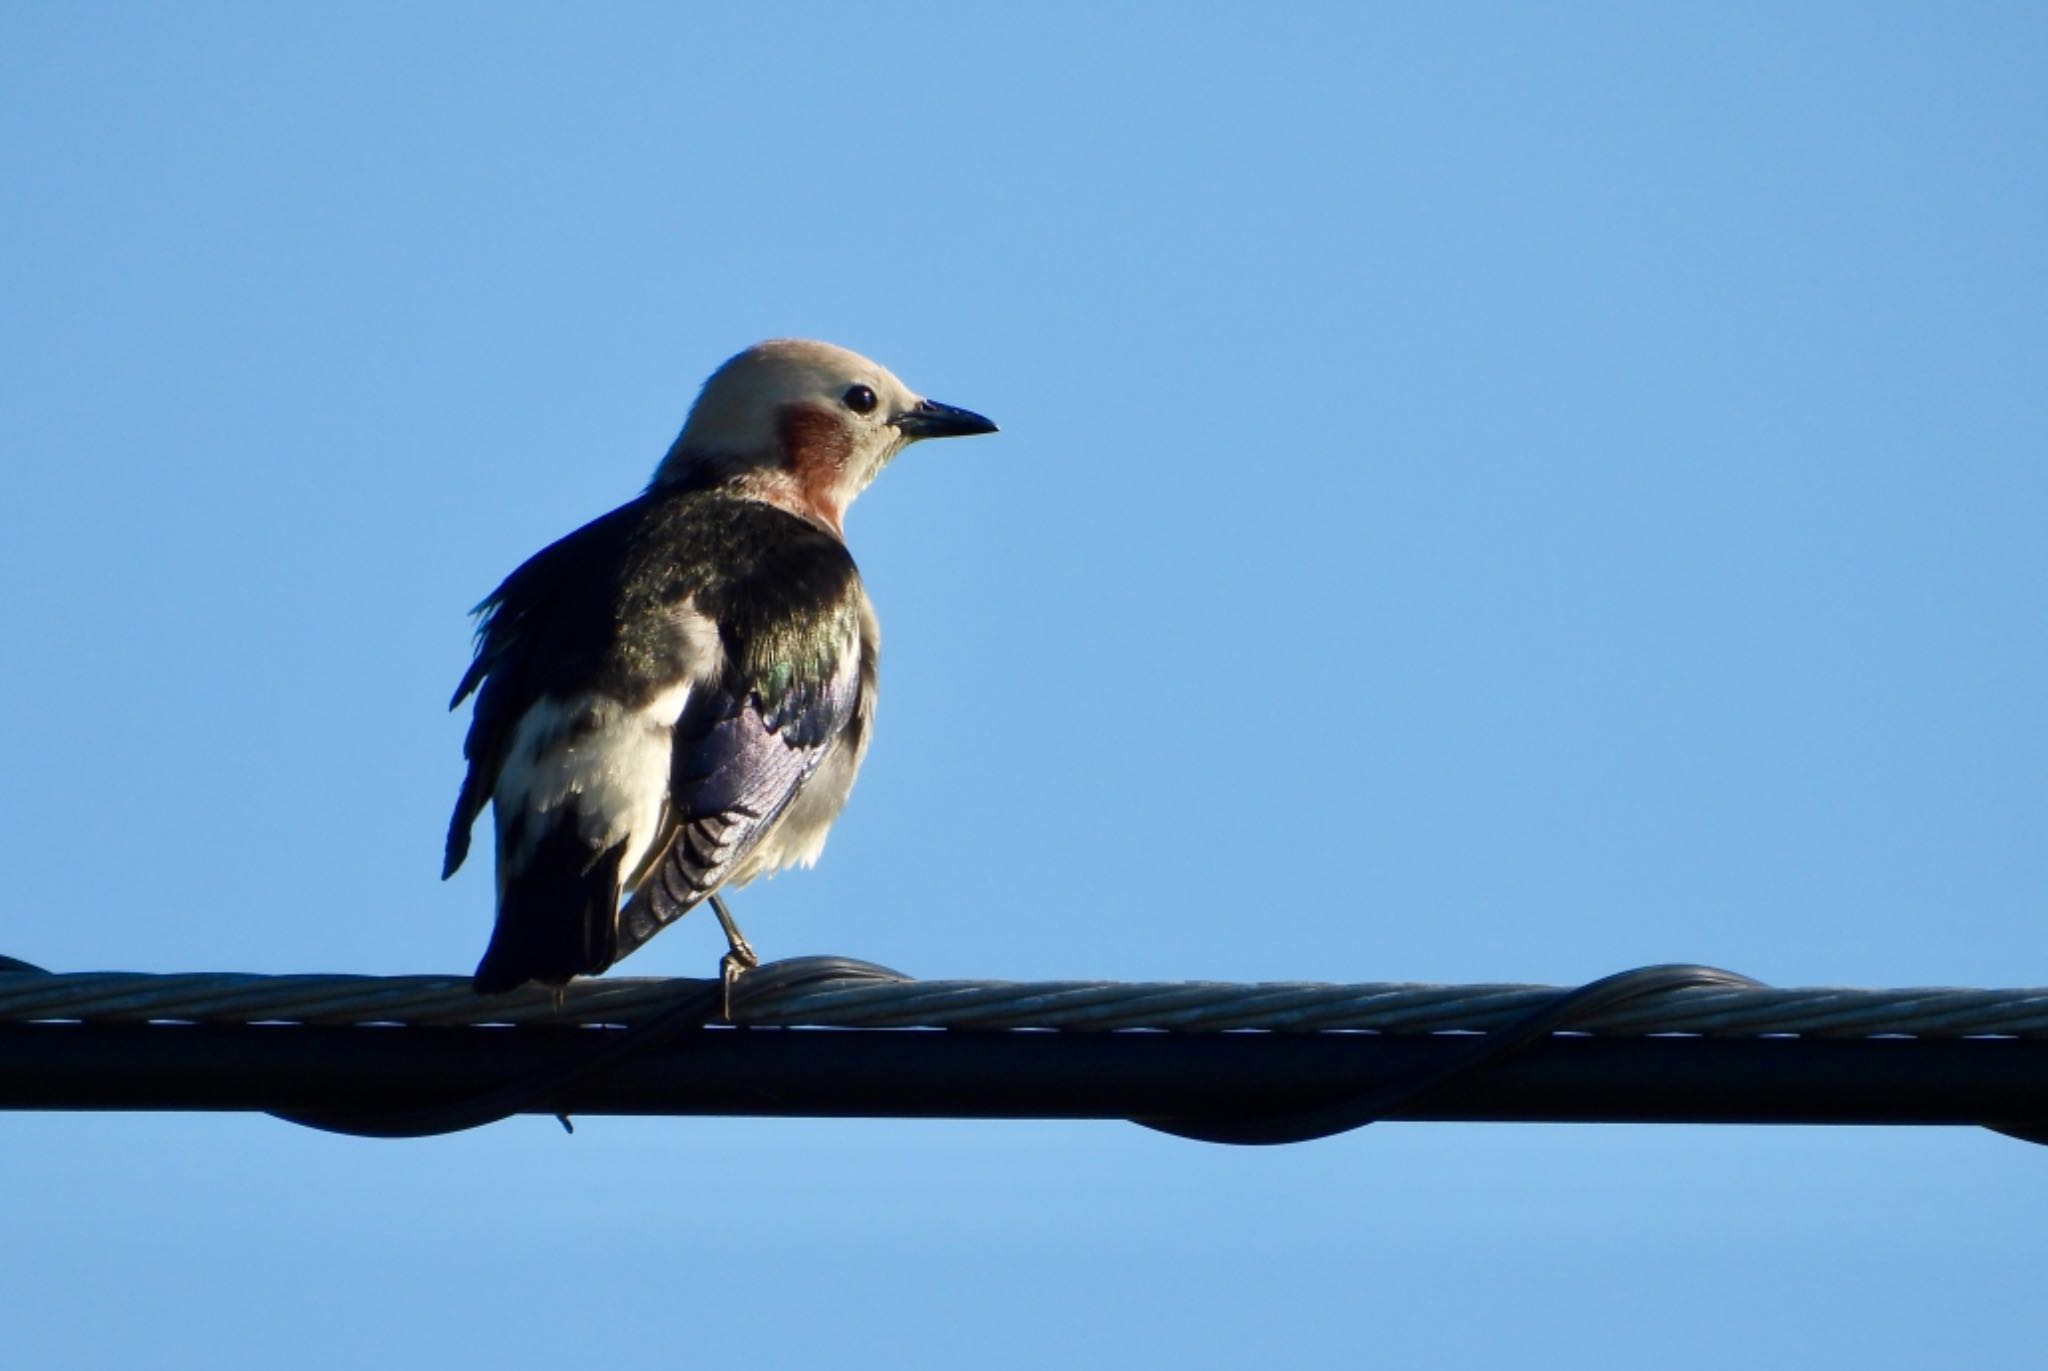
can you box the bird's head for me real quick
[651,339,997,534]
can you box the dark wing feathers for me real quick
[443,496,657,880]
[616,627,861,959]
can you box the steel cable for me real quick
[7,954,2046,1143]
[5,958,2048,1038]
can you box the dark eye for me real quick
[842,384,878,415]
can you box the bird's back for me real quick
[448,488,873,990]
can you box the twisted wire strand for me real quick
[4,958,2048,1039]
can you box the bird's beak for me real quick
[892,398,998,440]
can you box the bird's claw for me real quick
[719,945,759,1021]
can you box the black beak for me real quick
[892,398,998,440]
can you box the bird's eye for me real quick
[842,384,878,415]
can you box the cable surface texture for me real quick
[3,955,2045,1144]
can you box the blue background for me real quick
[4,4,2044,1365]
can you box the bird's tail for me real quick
[472,830,627,994]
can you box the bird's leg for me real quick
[710,893,760,968]
[710,893,759,1019]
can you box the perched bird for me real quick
[444,339,996,994]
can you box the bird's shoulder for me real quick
[456,488,864,707]
[675,495,870,744]
[619,488,866,627]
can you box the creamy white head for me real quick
[651,339,995,535]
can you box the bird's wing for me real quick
[442,495,657,881]
[615,537,868,960]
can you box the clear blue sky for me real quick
[4,4,2044,1366]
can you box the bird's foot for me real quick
[708,892,759,1019]
[719,944,760,1021]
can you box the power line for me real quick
[3,955,2044,1145]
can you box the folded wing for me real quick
[616,611,863,959]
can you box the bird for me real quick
[443,339,997,995]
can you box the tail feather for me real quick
[472,829,628,993]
